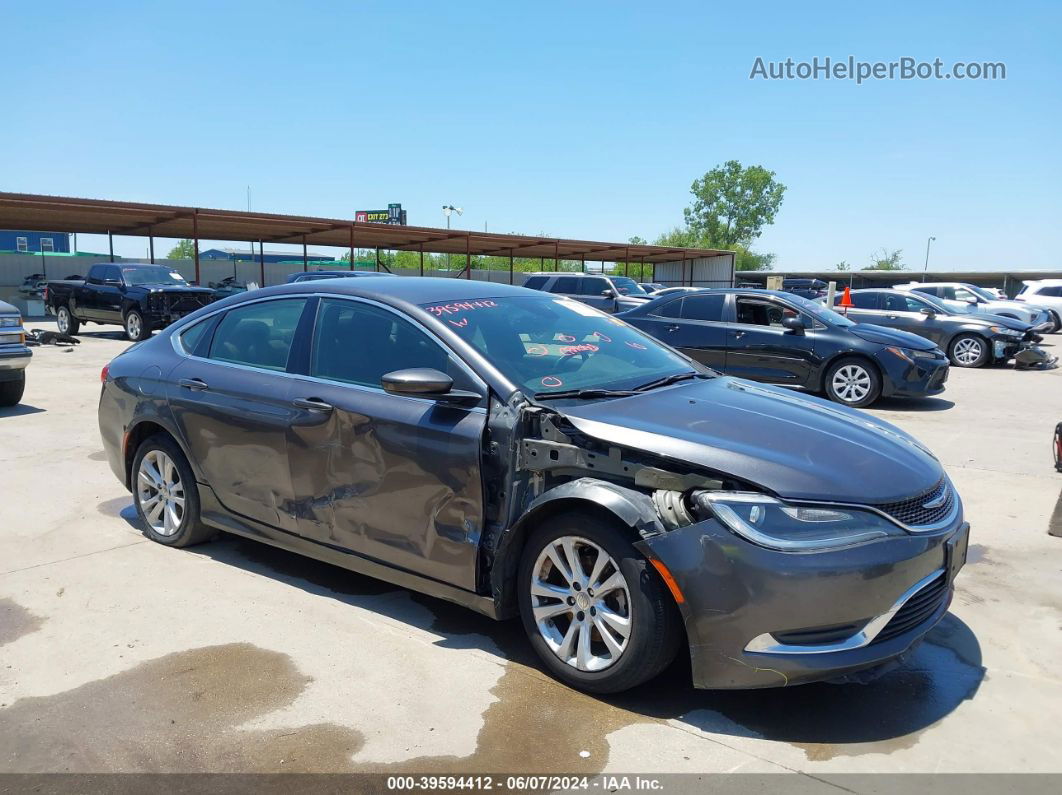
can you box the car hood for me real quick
[558,377,942,503]
[963,311,1031,331]
[846,323,937,350]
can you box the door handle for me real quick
[178,377,208,391]
[887,315,899,320]
[293,397,334,412]
[730,330,746,338]
[666,324,680,332]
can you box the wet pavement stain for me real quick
[0,643,365,773]
[966,544,990,565]
[0,598,44,646]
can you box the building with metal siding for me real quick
[0,230,70,253]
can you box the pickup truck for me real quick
[45,263,215,341]
[0,299,31,406]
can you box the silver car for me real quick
[895,282,1055,333]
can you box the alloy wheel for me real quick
[126,313,142,340]
[137,449,185,536]
[831,364,872,403]
[952,337,983,366]
[57,307,70,333]
[529,536,632,672]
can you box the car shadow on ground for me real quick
[0,403,45,418]
[872,396,955,412]
[72,330,131,342]
[177,529,984,750]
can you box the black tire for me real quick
[948,333,990,368]
[1047,311,1061,334]
[124,309,151,342]
[0,373,25,407]
[517,513,682,694]
[56,305,79,335]
[131,433,215,547]
[823,356,882,408]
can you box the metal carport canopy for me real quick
[0,192,732,264]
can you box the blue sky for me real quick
[3,1,1059,270]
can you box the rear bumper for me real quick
[635,516,969,689]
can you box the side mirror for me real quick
[602,288,617,298]
[782,316,805,333]
[920,307,936,317]
[381,368,481,405]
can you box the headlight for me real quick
[885,346,941,364]
[0,316,20,328]
[694,491,901,552]
[988,326,1021,337]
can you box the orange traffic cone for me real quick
[839,286,853,313]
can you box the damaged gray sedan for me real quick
[97,278,970,693]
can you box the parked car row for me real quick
[97,276,969,694]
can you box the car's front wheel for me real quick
[517,514,681,693]
[132,434,215,547]
[949,334,989,368]
[0,373,25,407]
[125,310,150,342]
[824,357,881,407]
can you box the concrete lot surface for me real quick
[1,322,1060,779]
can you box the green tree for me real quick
[683,160,787,248]
[651,227,772,271]
[166,239,196,259]
[863,248,906,271]
[835,260,851,271]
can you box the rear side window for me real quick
[1043,286,1062,297]
[849,292,880,309]
[209,298,307,371]
[550,277,581,294]
[522,276,548,290]
[87,264,107,283]
[650,298,683,319]
[681,293,726,321]
[178,319,211,354]
[311,299,469,392]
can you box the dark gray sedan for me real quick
[98,278,969,693]
[831,289,1032,367]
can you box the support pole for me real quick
[349,225,355,270]
[419,243,424,277]
[375,248,380,272]
[302,236,308,271]
[466,234,471,279]
[108,230,114,262]
[258,240,265,286]
[581,256,585,273]
[148,231,155,264]
[555,242,560,273]
[509,249,514,285]
[192,211,200,284]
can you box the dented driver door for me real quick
[284,297,487,591]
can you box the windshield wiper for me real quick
[534,388,638,401]
[632,371,708,392]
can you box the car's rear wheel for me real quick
[949,334,989,368]
[132,434,215,547]
[56,305,79,335]
[0,373,25,407]
[1047,310,1061,334]
[517,514,681,693]
[125,310,150,342]
[824,357,881,407]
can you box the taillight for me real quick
[101,364,110,383]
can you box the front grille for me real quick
[873,479,954,528]
[163,294,213,314]
[773,621,868,647]
[871,572,948,645]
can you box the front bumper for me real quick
[635,516,969,689]
[992,337,1022,360]
[0,346,32,380]
[879,352,949,398]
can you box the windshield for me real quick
[121,266,188,286]
[610,277,647,296]
[966,285,997,302]
[420,295,696,396]
[787,293,855,327]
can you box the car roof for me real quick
[232,276,536,306]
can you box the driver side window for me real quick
[735,298,796,328]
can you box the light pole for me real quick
[922,236,936,281]
[442,205,462,270]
